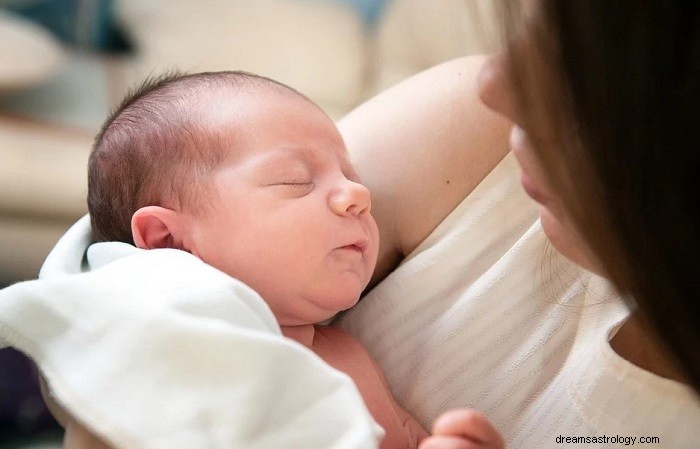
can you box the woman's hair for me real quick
[500,1,699,389]
[88,70,308,244]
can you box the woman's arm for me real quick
[338,56,511,287]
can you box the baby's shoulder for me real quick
[311,325,376,368]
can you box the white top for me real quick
[338,152,700,448]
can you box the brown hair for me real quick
[88,70,309,244]
[500,1,700,389]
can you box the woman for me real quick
[27,2,700,448]
[338,2,699,448]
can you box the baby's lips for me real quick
[336,236,369,255]
[352,236,372,254]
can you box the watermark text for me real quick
[556,435,660,445]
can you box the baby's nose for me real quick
[329,180,371,217]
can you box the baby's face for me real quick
[186,90,379,325]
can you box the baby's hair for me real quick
[88,70,310,244]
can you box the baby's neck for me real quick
[281,324,317,348]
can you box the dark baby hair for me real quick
[88,70,308,244]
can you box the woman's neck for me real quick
[610,312,686,383]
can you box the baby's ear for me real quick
[131,206,187,250]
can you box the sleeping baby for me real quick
[78,70,503,449]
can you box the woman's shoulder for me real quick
[339,56,512,287]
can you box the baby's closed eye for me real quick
[269,180,315,196]
[276,180,313,186]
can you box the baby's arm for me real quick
[310,325,428,449]
[365,355,430,448]
[419,409,504,449]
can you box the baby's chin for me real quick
[333,281,367,307]
[302,290,362,325]
[273,277,368,325]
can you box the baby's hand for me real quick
[418,409,504,449]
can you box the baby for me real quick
[84,70,502,449]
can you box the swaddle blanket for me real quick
[0,216,381,449]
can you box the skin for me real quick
[420,410,504,449]
[338,56,511,288]
[56,58,511,449]
[476,54,603,275]
[133,87,436,449]
[137,86,477,448]
[340,56,511,448]
[339,49,683,444]
[53,31,688,443]
[137,88,381,327]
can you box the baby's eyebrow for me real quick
[253,148,304,166]
[249,150,313,176]
[255,145,349,174]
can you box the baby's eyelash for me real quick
[279,181,312,186]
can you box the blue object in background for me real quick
[3,0,390,47]
[0,348,61,442]
[2,0,130,52]
[333,0,391,27]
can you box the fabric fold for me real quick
[0,216,381,449]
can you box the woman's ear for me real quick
[131,206,188,250]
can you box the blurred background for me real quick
[0,0,496,446]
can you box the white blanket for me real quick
[0,216,381,449]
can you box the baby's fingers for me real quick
[418,435,490,449]
[432,409,504,448]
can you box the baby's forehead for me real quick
[192,86,309,134]
[197,82,306,113]
[194,88,342,150]
[165,85,346,184]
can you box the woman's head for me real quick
[479,1,699,388]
